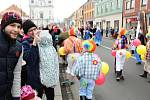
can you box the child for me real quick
[72,40,101,100]
[130,39,135,55]
[115,49,126,81]
[21,85,41,100]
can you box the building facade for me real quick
[29,0,54,27]
[123,0,150,31]
[83,0,95,27]
[75,6,84,28]
[94,0,123,30]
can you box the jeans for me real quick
[79,78,95,99]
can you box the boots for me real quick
[120,70,124,80]
[116,71,120,81]
[80,96,86,100]
[139,71,147,78]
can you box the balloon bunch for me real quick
[132,38,146,60]
[111,49,131,60]
[95,62,109,86]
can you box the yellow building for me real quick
[83,0,94,27]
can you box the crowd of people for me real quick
[0,11,150,100]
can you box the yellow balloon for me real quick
[58,47,66,56]
[136,45,146,55]
[126,51,131,59]
[101,62,109,75]
[141,55,145,60]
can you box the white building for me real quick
[29,0,54,28]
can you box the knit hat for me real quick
[21,85,35,100]
[1,12,22,30]
[22,20,37,34]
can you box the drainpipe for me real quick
[121,0,124,28]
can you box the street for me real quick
[95,37,150,100]
[71,37,150,100]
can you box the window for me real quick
[31,10,34,19]
[130,0,135,8]
[105,4,108,12]
[141,0,147,6]
[126,1,130,10]
[48,0,51,4]
[116,0,119,8]
[31,0,34,3]
[114,20,119,29]
[149,17,150,26]
[40,12,43,19]
[106,21,110,28]
[101,6,103,13]
[110,2,112,9]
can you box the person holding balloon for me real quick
[139,33,150,80]
[112,28,128,74]
[72,40,101,100]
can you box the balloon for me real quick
[101,62,109,75]
[111,50,116,57]
[58,47,66,55]
[126,51,131,59]
[136,45,146,55]
[95,73,105,85]
[141,55,145,60]
[133,39,141,47]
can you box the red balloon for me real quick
[95,73,105,85]
[111,50,116,57]
[133,39,141,47]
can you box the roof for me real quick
[0,4,29,19]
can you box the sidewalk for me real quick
[42,84,62,100]
[54,84,62,100]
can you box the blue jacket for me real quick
[22,39,42,89]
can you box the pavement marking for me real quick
[101,45,145,63]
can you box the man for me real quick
[0,12,22,100]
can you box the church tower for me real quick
[29,0,54,28]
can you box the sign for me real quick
[127,18,138,23]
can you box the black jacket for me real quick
[0,31,22,99]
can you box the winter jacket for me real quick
[0,31,22,99]
[22,38,42,89]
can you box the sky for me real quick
[0,0,87,20]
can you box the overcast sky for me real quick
[0,0,87,20]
